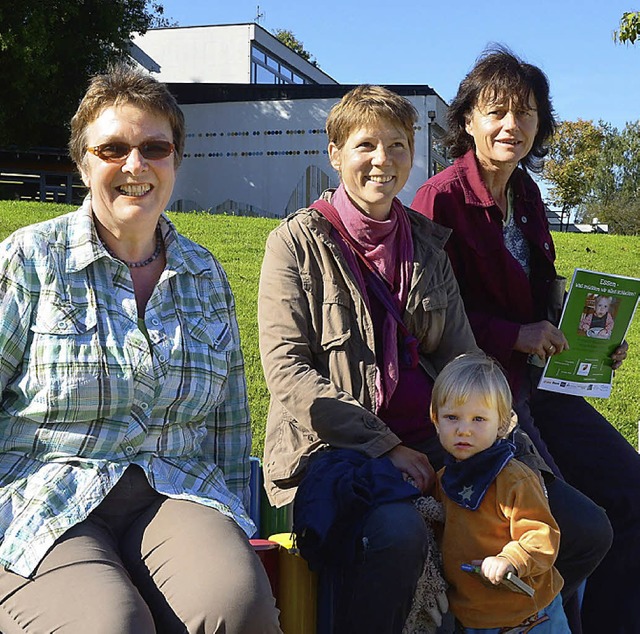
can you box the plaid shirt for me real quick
[0,200,254,577]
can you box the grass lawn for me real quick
[1,201,638,455]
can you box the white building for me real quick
[164,83,447,217]
[131,23,337,86]
[133,24,449,217]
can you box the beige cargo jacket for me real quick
[258,200,479,507]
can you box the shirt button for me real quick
[140,402,149,411]
[544,242,550,250]
[157,354,166,362]
[521,216,528,223]
[125,446,135,455]
[152,318,160,326]
[57,321,67,330]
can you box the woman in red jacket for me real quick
[411,45,636,634]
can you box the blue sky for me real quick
[158,0,640,131]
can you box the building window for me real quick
[250,44,314,85]
[256,65,276,84]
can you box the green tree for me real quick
[614,11,640,44]
[585,194,640,235]
[544,120,640,234]
[148,2,177,28]
[542,120,608,215]
[0,0,169,150]
[588,122,640,234]
[272,28,317,66]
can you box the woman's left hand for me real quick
[386,445,435,494]
[612,340,629,371]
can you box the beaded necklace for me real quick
[103,226,164,268]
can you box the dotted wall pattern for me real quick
[181,126,423,160]
[185,126,421,140]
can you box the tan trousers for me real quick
[0,466,281,634]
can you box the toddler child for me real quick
[431,353,569,633]
[580,295,614,339]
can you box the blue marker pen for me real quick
[461,563,481,574]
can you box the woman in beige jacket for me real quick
[258,85,478,633]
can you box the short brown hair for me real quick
[431,353,515,438]
[326,85,418,156]
[69,63,185,170]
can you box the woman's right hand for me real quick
[514,320,569,360]
[386,445,435,494]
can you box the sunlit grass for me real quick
[1,202,638,454]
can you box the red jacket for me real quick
[411,150,557,391]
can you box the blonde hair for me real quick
[595,295,612,307]
[325,85,418,156]
[430,353,515,437]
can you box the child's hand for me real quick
[479,556,516,585]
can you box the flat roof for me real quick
[168,82,440,105]
[148,22,271,32]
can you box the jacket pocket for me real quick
[267,412,322,486]
[181,316,233,412]
[187,317,232,352]
[319,280,352,349]
[26,302,108,429]
[30,302,97,336]
[411,282,449,350]
[420,284,448,313]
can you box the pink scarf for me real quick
[316,184,414,409]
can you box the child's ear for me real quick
[499,410,518,437]
[429,407,439,431]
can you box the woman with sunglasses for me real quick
[0,64,281,634]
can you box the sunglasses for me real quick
[85,140,175,162]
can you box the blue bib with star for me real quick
[441,439,516,510]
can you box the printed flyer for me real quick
[538,269,640,398]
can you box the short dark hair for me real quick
[69,63,185,170]
[445,45,557,173]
